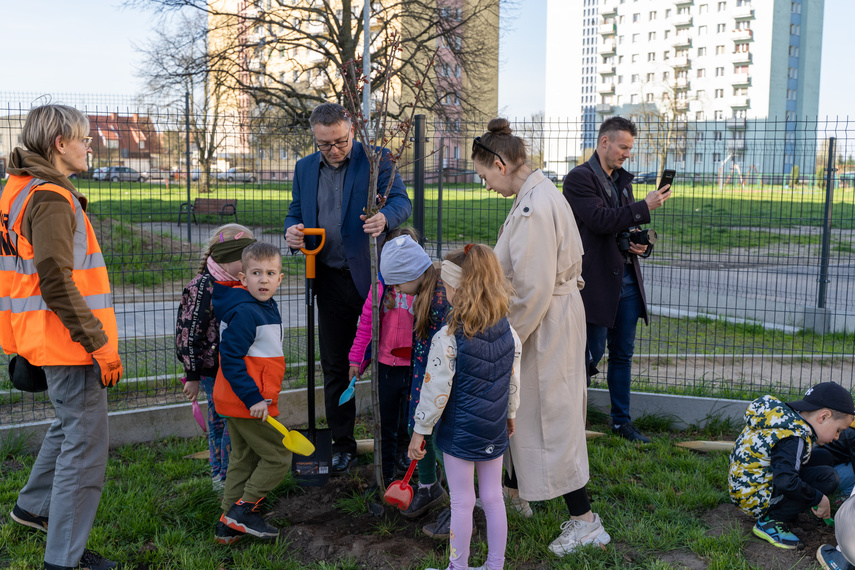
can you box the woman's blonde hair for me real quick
[21,104,89,166]
[444,244,511,339]
[413,263,439,340]
[199,223,255,272]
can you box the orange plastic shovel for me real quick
[384,441,425,510]
[266,416,316,456]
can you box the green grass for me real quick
[0,416,772,569]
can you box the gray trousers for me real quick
[17,364,108,568]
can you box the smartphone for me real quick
[658,169,676,192]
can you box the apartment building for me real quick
[544,0,824,177]
[208,0,498,175]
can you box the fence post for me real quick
[436,139,444,259]
[413,114,426,244]
[185,91,192,242]
[818,137,836,309]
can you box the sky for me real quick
[0,0,851,119]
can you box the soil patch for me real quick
[702,503,832,569]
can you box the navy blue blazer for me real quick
[283,141,412,299]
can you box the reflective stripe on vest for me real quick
[0,175,117,365]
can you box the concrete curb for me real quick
[1,384,749,453]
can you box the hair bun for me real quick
[487,118,512,136]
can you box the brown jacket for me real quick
[5,148,108,352]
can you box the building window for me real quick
[716,45,725,55]
[789,45,800,57]
[632,54,638,63]
[648,52,655,62]
[714,131,723,140]
[697,89,705,98]
[632,33,640,43]
[790,24,800,36]
[713,152,722,162]
[696,132,705,141]
[699,3,709,13]
[715,110,724,120]
[631,73,639,83]
[619,35,625,44]
[663,71,670,80]
[715,67,724,76]
[791,1,801,13]
[717,23,726,33]
[697,68,706,78]
[633,12,640,22]
[698,25,707,35]
[630,94,638,104]
[646,93,654,102]
[695,153,703,163]
[664,51,670,60]
[664,29,671,39]
[647,72,655,82]
[649,11,657,20]
[649,32,656,41]
[715,88,724,98]
[718,1,726,11]
[788,67,798,79]
[698,47,707,56]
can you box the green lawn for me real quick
[0,412,767,569]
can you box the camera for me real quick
[617,228,658,253]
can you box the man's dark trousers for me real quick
[315,263,364,455]
[587,269,644,426]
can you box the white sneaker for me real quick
[548,513,611,556]
[474,486,533,518]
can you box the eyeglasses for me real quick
[472,137,505,166]
[316,132,350,151]
[82,137,93,149]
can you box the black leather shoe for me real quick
[612,422,651,443]
[331,451,358,475]
[401,482,448,519]
[44,549,119,569]
[395,453,411,478]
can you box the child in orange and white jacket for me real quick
[212,242,289,544]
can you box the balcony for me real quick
[731,51,752,64]
[675,100,689,111]
[597,82,616,94]
[732,29,754,42]
[731,73,751,87]
[596,102,614,114]
[726,139,746,152]
[672,35,692,49]
[598,62,616,75]
[601,0,618,16]
[675,77,690,90]
[672,55,691,68]
[726,117,747,129]
[733,6,755,19]
[730,95,750,108]
[673,14,693,27]
[601,40,616,55]
[674,0,693,5]
[599,22,617,36]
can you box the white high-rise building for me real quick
[544,0,824,177]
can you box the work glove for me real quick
[92,344,123,388]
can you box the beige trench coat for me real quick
[494,169,590,501]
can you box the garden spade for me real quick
[266,416,315,456]
[291,228,333,486]
[338,376,357,406]
[384,441,425,510]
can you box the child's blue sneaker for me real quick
[817,544,855,570]
[752,516,803,550]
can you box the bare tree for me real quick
[135,11,234,193]
[126,0,503,121]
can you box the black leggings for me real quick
[504,469,591,516]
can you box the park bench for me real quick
[178,198,238,225]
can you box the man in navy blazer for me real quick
[284,103,411,474]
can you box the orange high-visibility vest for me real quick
[0,175,118,366]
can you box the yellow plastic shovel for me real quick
[266,416,315,456]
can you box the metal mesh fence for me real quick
[1,92,853,424]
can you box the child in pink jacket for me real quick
[348,228,418,486]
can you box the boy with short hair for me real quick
[212,242,288,542]
[729,382,855,550]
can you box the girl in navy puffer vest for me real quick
[409,245,521,570]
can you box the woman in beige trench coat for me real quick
[472,119,611,557]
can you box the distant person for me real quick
[729,382,855,550]
[175,224,256,501]
[348,228,420,488]
[473,118,610,556]
[214,242,289,542]
[411,244,522,570]
[562,116,671,443]
[284,102,411,475]
[1,104,122,570]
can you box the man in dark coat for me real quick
[284,103,412,474]
[562,116,671,443]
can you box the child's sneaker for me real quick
[10,503,48,532]
[818,544,855,570]
[215,520,246,545]
[220,498,279,539]
[753,516,803,550]
[548,513,611,556]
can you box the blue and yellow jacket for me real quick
[212,282,285,419]
[728,395,815,517]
